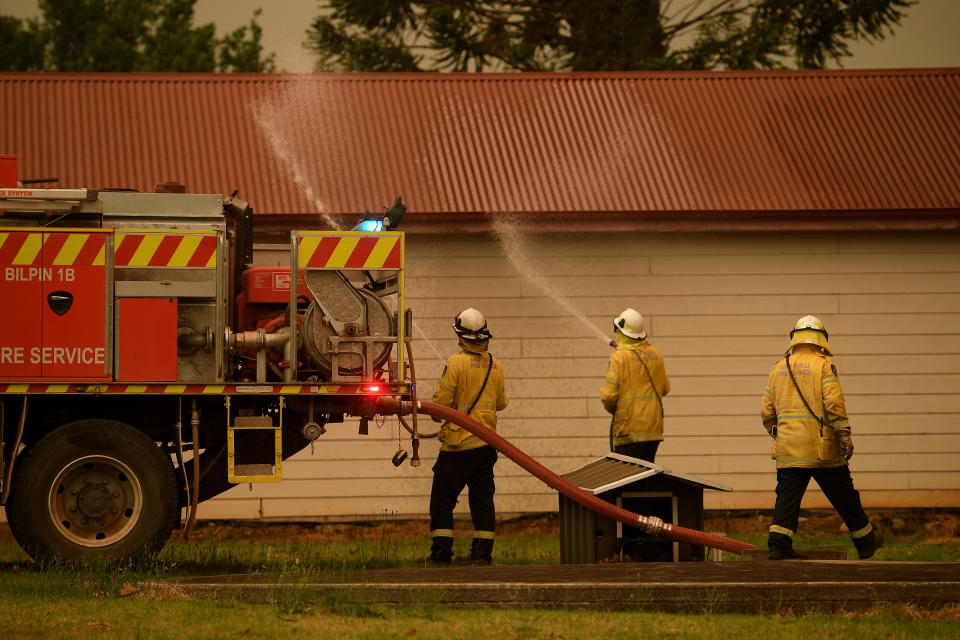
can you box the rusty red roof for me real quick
[1,70,958,231]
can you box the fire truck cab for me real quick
[0,184,412,562]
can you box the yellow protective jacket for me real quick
[601,335,670,447]
[761,343,851,469]
[432,341,508,452]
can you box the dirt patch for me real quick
[174,519,427,544]
[169,512,563,544]
[842,602,960,622]
[122,581,193,600]
[706,509,960,538]
[3,508,956,545]
[168,508,958,544]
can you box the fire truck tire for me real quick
[4,419,179,564]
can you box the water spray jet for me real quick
[490,214,610,344]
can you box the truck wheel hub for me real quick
[48,456,144,548]
[75,481,117,520]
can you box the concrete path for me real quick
[165,561,960,613]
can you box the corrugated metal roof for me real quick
[1,70,958,223]
[562,454,731,494]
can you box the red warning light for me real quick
[362,383,381,393]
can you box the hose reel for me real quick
[301,270,394,378]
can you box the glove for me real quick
[837,430,854,460]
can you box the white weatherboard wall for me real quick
[205,228,960,521]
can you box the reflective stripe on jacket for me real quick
[601,337,670,446]
[432,342,508,452]
[761,343,851,469]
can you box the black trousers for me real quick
[614,440,660,463]
[429,446,498,537]
[769,465,870,548]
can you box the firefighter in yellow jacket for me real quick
[601,309,670,462]
[761,315,883,560]
[428,308,508,564]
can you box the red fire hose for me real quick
[380,398,760,556]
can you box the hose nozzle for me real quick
[410,435,420,467]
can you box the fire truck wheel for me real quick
[5,419,179,564]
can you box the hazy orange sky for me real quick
[4,0,958,73]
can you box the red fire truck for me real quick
[0,181,413,562]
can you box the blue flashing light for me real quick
[356,219,384,232]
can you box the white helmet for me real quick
[613,308,646,340]
[788,314,831,354]
[453,307,492,340]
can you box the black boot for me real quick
[854,530,884,560]
[768,546,806,560]
[428,536,453,564]
[768,532,805,560]
[469,538,494,564]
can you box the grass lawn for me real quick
[1,593,958,640]
[1,511,958,639]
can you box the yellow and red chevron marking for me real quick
[45,231,107,266]
[0,383,411,395]
[0,230,107,266]
[0,231,42,265]
[114,232,217,268]
[298,233,402,270]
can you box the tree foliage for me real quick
[0,16,46,71]
[0,0,276,72]
[304,0,914,72]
